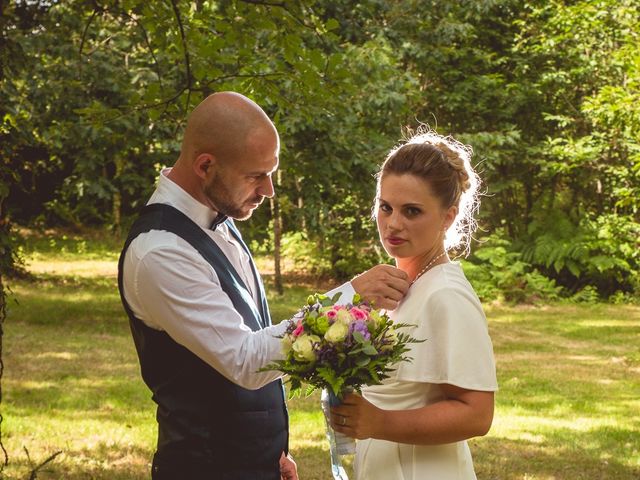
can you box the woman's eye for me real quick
[379,204,391,213]
[406,207,421,216]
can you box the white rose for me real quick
[381,326,398,351]
[324,321,349,343]
[292,334,320,362]
[369,309,385,328]
[336,309,352,325]
[281,334,294,355]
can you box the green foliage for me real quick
[466,232,563,304]
[2,0,639,301]
[280,232,331,274]
[521,211,640,295]
[608,290,639,305]
[570,285,601,304]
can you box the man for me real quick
[118,92,410,479]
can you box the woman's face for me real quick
[376,173,456,260]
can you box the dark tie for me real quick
[210,213,228,230]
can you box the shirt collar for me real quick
[149,168,218,230]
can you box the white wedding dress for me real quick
[354,263,498,480]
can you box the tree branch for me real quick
[238,0,331,74]
[119,10,164,89]
[168,0,192,114]
[25,447,62,480]
[78,6,102,59]
[203,71,285,88]
[239,0,286,7]
[0,274,7,470]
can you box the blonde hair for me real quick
[376,127,480,255]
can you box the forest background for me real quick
[1,0,639,302]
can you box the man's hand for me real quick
[351,264,409,310]
[279,451,298,480]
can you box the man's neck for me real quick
[165,164,219,215]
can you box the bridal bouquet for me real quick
[264,292,422,473]
[264,292,420,399]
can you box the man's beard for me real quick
[204,175,261,220]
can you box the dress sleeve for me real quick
[394,286,498,391]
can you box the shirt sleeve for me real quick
[325,282,356,305]
[395,286,498,391]
[127,243,290,390]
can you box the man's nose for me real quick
[258,175,275,198]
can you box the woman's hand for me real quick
[330,392,385,440]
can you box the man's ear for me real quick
[193,153,216,180]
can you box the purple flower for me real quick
[349,320,371,341]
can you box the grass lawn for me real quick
[2,230,639,479]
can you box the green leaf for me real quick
[325,18,339,31]
[356,356,370,367]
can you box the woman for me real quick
[331,129,498,479]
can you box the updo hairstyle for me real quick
[376,127,480,255]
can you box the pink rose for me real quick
[350,307,368,321]
[292,320,304,338]
[326,310,337,320]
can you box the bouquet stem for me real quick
[321,388,356,479]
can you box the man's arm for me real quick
[123,242,288,390]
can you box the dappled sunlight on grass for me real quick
[26,259,118,278]
[11,280,119,302]
[483,303,640,478]
[34,351,78,361]
[5,439,152,480]
[3,240,639,478]
[11,379,57,390]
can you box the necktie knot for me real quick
[210,213,228,230]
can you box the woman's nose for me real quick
[387,211,402,231]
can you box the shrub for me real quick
[570,285,600,304]
[465,232,563,304]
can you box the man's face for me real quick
[204,129,279,220]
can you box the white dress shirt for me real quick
[122,169,354,390]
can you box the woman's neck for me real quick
[397,247,449,283]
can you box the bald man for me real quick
[118,92,409,480]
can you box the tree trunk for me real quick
[295,177,306,233]
[112,154,126,236]
[0,213,10,467]
[271,170,283,295]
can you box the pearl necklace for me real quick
[411,251,448,285]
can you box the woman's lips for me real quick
[386,237,406,246]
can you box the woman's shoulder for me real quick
[413,262,475,299]
[395,263,484,324]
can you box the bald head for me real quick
[180,92,277,165]
[168,92,280,213]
